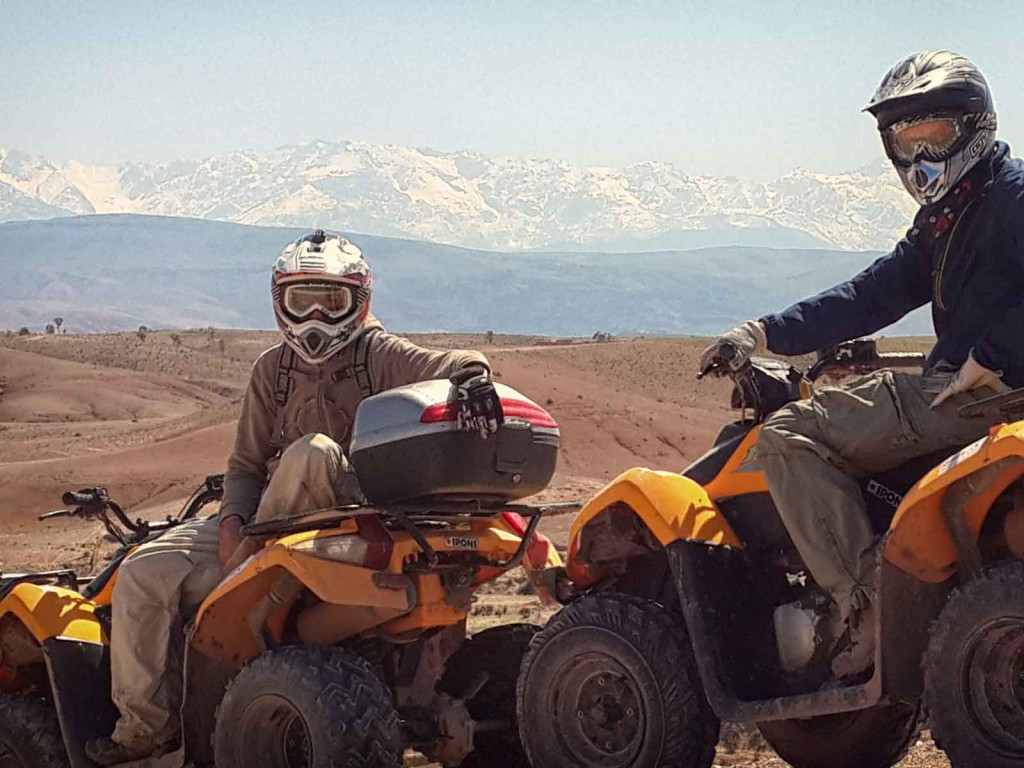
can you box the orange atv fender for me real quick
[0,583,106,689]
[0,583,104,647]
[886,422,1024,583]
[190,529,415,666]
[566,468,741,587]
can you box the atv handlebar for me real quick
[39,475,225,547]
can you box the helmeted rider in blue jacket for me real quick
[700,51,1024,678]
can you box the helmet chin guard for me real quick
[272,230,372,365]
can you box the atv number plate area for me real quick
[445,536,480,550]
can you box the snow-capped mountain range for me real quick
[0,140,916,252]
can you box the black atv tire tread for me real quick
[438,622,539,768]
[517,591,720,768]
[923,561,1024,768]
[214,645,403,768]
[0,693,70,768]
[757,702,924,768]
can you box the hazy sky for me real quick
[3,0,1022,180]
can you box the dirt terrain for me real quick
[0,329,948,767]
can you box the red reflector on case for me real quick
[420,399,557,428]
[502,511,528,534]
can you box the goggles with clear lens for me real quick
[883,115,963,166]
[282,282,356,320]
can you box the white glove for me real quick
[930,351,1011,409]
[699,320,768,373]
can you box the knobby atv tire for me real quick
[757,701,923,768]
[516,592,719,768]
[438,622,539,768]
[924,561,1024,768]
[0,693,69,768]
[214,646,403,768]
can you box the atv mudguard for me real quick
[0,582,105,647]
[885,421,1024,583]
[566,468,741,586]
[0,584,117,768]
[190,529,416,666]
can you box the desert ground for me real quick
[0,329,949,767]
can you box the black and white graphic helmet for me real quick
[272,230,372,365]
[865,50,996,205]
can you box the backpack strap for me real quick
[269,345,297,451]
[329,332,376,400]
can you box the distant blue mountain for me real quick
[0,214,929,336]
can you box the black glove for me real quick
[450,366,504,438]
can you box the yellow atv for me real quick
[517,340,1024,768]
[0,380,567,768]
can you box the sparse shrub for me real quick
[170,333,182,347]
[45,323,55,335]
[18,327,29,336]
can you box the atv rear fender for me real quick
[190,530,416,666]
[565,468,741,587]
[885,422,1024,583]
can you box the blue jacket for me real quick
[761,142,1024,388]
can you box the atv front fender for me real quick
[0,583,105,648]
[566,468,741,586]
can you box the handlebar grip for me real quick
[62,490,97,506]
[718,343,737,363]
[39,509,72,521]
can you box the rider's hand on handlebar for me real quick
[698,320,767,376]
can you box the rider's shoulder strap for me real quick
[270,345,296,451]
[329,331,376,400]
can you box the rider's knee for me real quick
[279,433,341,469]
[759,403,814,454]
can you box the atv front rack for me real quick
[0,569,81,601]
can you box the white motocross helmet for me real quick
[272,230,372,365]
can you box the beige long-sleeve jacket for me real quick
[220,320,488,524]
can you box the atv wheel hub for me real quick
[961,617,1024,755]
[238,694,313,768]
[553,652,644,765]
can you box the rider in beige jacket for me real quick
[87,231,498,766]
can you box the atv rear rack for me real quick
[241,501,581,572]
[959,386,1024,424]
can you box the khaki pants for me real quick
[757,370,992,621]
[110,433,356,751]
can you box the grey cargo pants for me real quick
[757,370,993,621]
[109,433,358,752]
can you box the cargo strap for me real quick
[268,334,375,451]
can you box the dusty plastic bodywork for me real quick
[885,422,1024,582]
